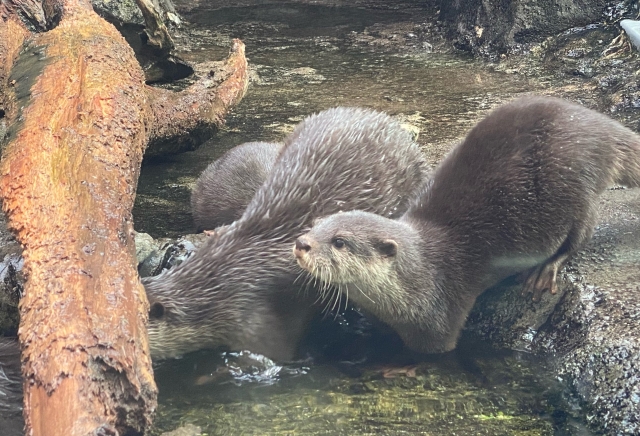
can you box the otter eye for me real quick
[332,237,345,249]
[149,302,165,319]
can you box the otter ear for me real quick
[377,239,398,258]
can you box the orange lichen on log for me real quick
[0,4,156,435]
[0,0,248,432]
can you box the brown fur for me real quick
[143,107,430,361]
[191,141,284,232]
[295,96,640,354]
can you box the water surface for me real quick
[133,3,592,435]
[134,2,540,238]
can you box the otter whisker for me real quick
[342,283,350,312]
[353,282,376,305]
[330,285,342,314]
[293,269,306,286]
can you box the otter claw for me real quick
[520,262,560,301]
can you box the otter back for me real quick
[295,96,640,356]
[191,141,284,232]
[144,107,430,361]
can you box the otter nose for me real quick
[295,237,311,252]
[293,237,312,258]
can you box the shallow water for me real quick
[134,2,541,238]
[151,340,590,436]
[133,2,595,435]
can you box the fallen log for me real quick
[0,0,248,434]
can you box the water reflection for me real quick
[134,4,539,238]
[151,338,588,435]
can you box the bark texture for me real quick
[1,3,156,435]
[0,0,248,434]
[145,39,249,157]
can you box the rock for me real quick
[92,0,145,26]
[134,232,159,266]
[466,187,640,435]
[439,0,608,57]
[91,0,193,84]
[91,0,180,27]
[0,337,22,436]
[136,233,207,278]
[620,20,640,51]
[0,214,22,337]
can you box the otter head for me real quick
[144,270,309,362]
[143,224,314,362]
[293,211,401,288]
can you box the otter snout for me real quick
[294,236,317,271]
[293,236,312,260]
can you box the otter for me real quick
[191,141,284,232]
[143,107,430,361]
[294,96,640,355]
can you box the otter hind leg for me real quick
[521,206,598,302]
[520,256,565,302]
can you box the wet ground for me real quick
[131,2,605,435]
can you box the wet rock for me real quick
[439,0,609,58]
[136,232,207,278]
[284,66,326,83]
[0,214,23,337]
[92,0,193,84]
[345,21,449,54]
[0,337,22,436]
[92,0,181,27]
[466,187,640,434]
[495,22,640,130]
[92,0,145,26]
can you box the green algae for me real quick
[150,347,581,435]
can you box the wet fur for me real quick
[191,141,284,231]
[144,107,429,361]
[296,96,640,354]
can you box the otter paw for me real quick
[520,263,559,302]
[515,266,536,284]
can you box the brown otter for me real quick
[294,96,640,355]
[143,107,430,361]
[191,141,284,232]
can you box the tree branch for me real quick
[146,38,248,157]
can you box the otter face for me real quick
[293,211,398,287]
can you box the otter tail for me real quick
[611,127,640,188]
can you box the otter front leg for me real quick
[396,296,477,354]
